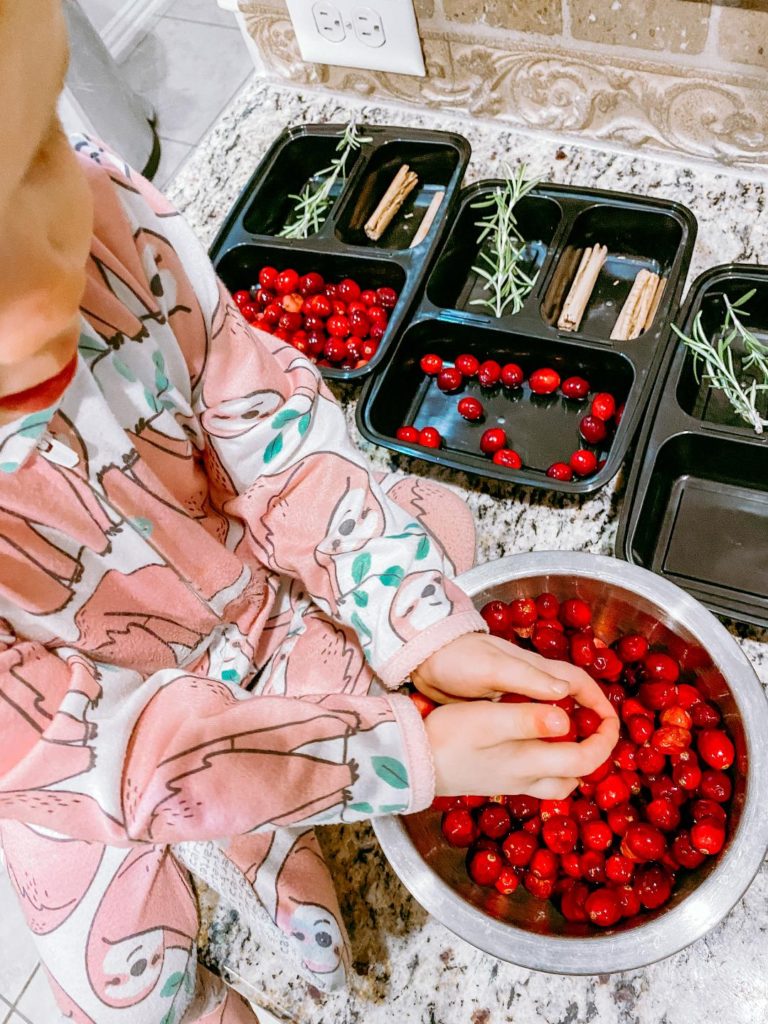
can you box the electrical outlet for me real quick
[285,0,425,76]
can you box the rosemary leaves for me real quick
[672,289,768,435]
[469,166,541,318]
[279,122,371,240]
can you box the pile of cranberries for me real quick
[413,591,736,929]
[396,355,623,480]
[232,266,399,369]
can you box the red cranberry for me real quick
[478,804,512,839]
[279,311,303,333]
[540,799,572,821]
[643,652,681,684]
[692,702,721,728]
[617,634,649,663]
[605,854,635,884]
[233,289,251,307]
[359,288,376,306]
[377,286,398,309]
[460,796,487,809]
[579,415,608,445]
[571,798,600,824]
[560,598,592,629]
[276,268,299,295]
[590,650,624,683]
[529,367,561,395]
[418,427,442,448]
[561,881,590,922]
[493,449,523,469]
[542,816,579,854]
[691,818,726,856]
[700,770,732,803]
[324,337,347,363]
[368,306,388,327]
[494,866,520,895]
[327,314,351,339]
[263,303,282,326]
[299,271,324,295]
[677,683,703,709]
[621,697,653,722]
[660,706,692,730]
[672,760,702,792]
[582,757,613,784]
[349,315,371,339]
[612,740,637,772]
[575,707,602,738]
[468,848,503,886]
[524,872,556,900]
[458,396,484,421]
[570,449,598,477]
[478,360,502,387]
[561,376,590,400]
[672,830,707,870]
[547,462,574,481]
[622,823,666,862]
[652,726,692,755]
[636,865,673,910]
[481,600,513,636]
[455,353,479,377]
[649,777,686,807]
[324,284,338,300]
[581,820,613,852]
[508,598,538,628]
[502,831,537,867]
[536,592,560,619]
[480,428,507,454]
[532,625,569,661]
[561,852,584,879]
[639,681,678,710]
[501,363,524,388]
[441,809,477,847]
[507,795,540,821]
[437,367,464,393]
[616,884,642,918]
[627,715,654,746]
[258,266,279,290]
[607,804,639,837]
[645,798,681,832]
[410,692,437,719]
[306,293,332,318]
[586,888,621,927]
[581,850,607,883]
[591,392,616,421]
[571,633,597,668]
[691,799,727,826]
[697,729,735,770]
[530,848,559,879]
[360,339,378,362]
[596,774,631,810]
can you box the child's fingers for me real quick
[521,777,580,800]
[509,726,618,780]
[458,700,572,742]
[487,650,570,701]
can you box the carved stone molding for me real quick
[239,4,768,170]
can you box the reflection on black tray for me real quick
[617,264,768,628]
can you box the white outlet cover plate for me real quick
[286,0,426,76]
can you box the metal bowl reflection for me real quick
[374,552,768,974]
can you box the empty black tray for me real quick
[357,180,697,494]
[209,123,470,382]
[617,264,768,627]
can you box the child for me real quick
[0,4,618,1021]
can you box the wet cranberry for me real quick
[524,872,555,900]
[481,600,512,636]
[263,303,282,326]
[570,449,598,477]
[583,757,613,784]
[540,799,572,821]
[397,425,421,442]
[478,804,512,839]
[575,707,602,738]
[258,266,279,290]
[643,652,681,684]
[561,376,590,400]
[547,462,574,481]
[233,289,251,307]
[692,702,721,728]
[368,306,388,327]
[691,818,726,856]
[299,271,324,295]
[468,848,503,885]
[579,415,608,444]
[660,706,692,730]
[622,823,666,862]
[327,314,351,339]
[621,698,653,722]
[241,303,259,322]
[652,726,692,755]
[508,598,538,628]
[697,729,735,770]
[307,330,327,356]
[532,624,569,661]
[502,831,537,867]
[360,340,378,362]
[627,715,654,746]
[560,598,592,629]
[581,820,613,852]
[617,634,649,663]
[672,830,707,869]
[542,816,579,854]
[441,809,477,847]
[349,315,371,339]
[691,799,727,826]
[570,633,597,668]
[493,449,523,469]
[306,293,332,318]
[590,650,624,682]
[494,866,520,895]
[279,311,303,333]
[561,852,584,879]
[418,427,442,448]
[607,803,639,838]
[529,367,561,395]
[639,681,678,710]
[455,353,480,377]
[359,289,376,306]
[561,881,590,922]
[636,865,673,910]
[437,367,464,393]
[480,428,507,454]
[605,854,634,884]
[276,268,299,295]
[586,887,621,927]
[501,363,525,388]
[369,323,386,343]
[649,777,686,807]
[672,760,702,792]
[645,798,681,832]
[616,884,642,918]
[581,850,607,884]
[536,592,560,619]
[478,360,502,387]
[507,795,540,820]
[699,770,732,803]
[377,286,398,309]
[461,796,487,809]
[458,396,484,421]
[324,338,347,363]
[324,284,339,300]
[596,774,631,810]
[591,392,616,421]
[530,848,559,879]
[571,799,600,824]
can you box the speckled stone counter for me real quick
[168,79,768,1024]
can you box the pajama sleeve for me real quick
[0,635,434,845]
[102,159,486,689]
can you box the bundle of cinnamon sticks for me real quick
[365,164,419,241]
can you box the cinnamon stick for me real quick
[364,164,419,241]
[542,245,583,324]
[611,269,661,341]
[644,276,667,331]
[409,190,445,248]
[558,243,608,332]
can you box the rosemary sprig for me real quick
[469,165,541,318]
[279,122,371,240]
[672,288,768,435]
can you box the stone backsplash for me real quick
[238,0,768,171]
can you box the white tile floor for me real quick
[0,7,256,1018]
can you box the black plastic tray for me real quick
[357,181,697,494]
[617,263,768,628]
[209,123,470,382]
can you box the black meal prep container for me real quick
[617,264,768,628]
[357,180,697,494]
[209,123,471,382]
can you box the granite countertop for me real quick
[168,79,768,1024]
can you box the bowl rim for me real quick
[374,551,768,975]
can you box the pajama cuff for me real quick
[387,692,435,812]
[376,609,488,690]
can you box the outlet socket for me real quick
[286,0,425,76]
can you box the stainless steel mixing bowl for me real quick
[374,552,768,974]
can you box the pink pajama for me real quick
[0,137,483,1022]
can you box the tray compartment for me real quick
[241,133,362,239]
[335,140,463,250]
[426,190,563,314]
[675,279,768,430]
[629,432,768,608]
[362,318,634,486]
[542,204,684,339]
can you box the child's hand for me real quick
[413,633,619,797]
